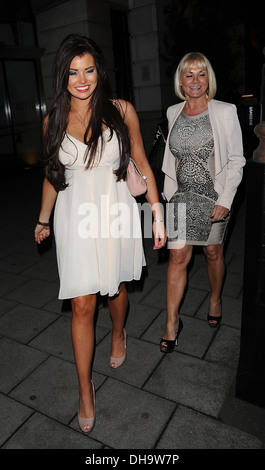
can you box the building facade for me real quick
[0,0,175,173]
[33,0,174,152]
[2,0,260,173]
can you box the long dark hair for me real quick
[43,34,131,191]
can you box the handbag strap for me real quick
[112,99,127,121]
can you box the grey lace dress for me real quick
[167,110,229,246]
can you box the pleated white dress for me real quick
[54,129,145,299]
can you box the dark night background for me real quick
[162,0,265,102]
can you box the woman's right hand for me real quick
[34,223,50,244]
[34,177,57,244]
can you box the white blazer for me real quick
[162,99,246,209]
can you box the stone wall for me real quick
[128,0,174,153]
[36,0,115,111]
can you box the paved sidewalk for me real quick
[0,168,265,451]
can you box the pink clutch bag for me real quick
[126,158,147,197]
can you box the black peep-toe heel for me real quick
[207,314,222,328]
[160,318,183,353]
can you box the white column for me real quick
[128,0,162,112]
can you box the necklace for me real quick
[71,109,90,130]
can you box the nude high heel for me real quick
[78,381,95,434]
[110,329,127,368]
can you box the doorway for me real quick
[0,58,43,174]
[111,9,133,103]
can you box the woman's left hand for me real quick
[153,220,167,250]
[210,205,229,223]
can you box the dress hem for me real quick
[58,274,143,300]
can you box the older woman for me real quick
[160,52,245,353]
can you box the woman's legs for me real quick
[71,283,128,417]
[108,282,128,365]
[161,241,225,339]
[203,243,225,323]
[162,245,193,341]
[71,294,97,418]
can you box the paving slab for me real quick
[0,252,39,275]
[142,311,215,359]
[4,278,59,308]
[2,412,102,449]
[0,337,48,394]
[220,392,265,444]
[127,275,160,304]
[0,271,28,297]
[9,356,79,424]
[142,282,208,317]
[144,353,235,418]
[93,333,163,388]
[21,257,59,282]
[0,305,59,343]
[83,378,176,449]
[43,297,72,316]
[196,294,243,328]
[29,315,75,361]
[189,266,243,298]
[5,236,43,257]
[205,325,241,368]
[156,405,263,449]
[0,394,33,447]
[0,299,17,317]
[226,252,245,274]
[97,302,162,339]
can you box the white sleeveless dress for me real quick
[54,129,145,299]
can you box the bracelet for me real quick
[37,221,50,227]
[154,219,163,223]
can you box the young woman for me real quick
[35,34,166,433]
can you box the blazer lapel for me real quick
[208,100,223,175]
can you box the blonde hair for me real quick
[174,52,217,101]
